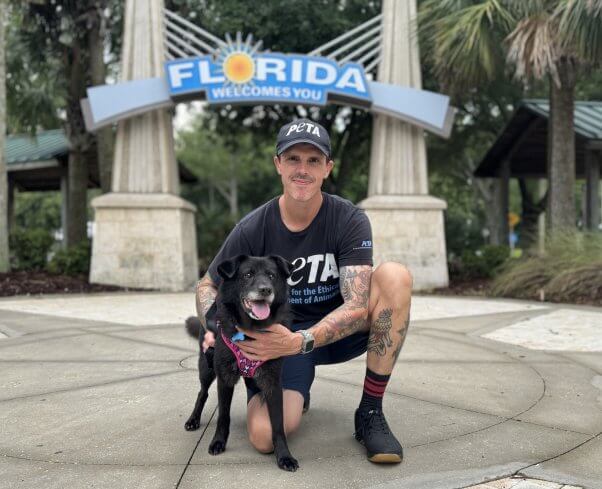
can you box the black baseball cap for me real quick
[276,119,331,158]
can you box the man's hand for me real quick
[202,331,215,352]
[236,324,303,362]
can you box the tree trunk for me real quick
[229,175,238,219]
[88,2,113,193]
[65,150,89,246]
[548,59,577,232]
[0,0,9,272]
[518,178,547,250]
[64,43,91,247]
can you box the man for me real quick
[196,118,412,463]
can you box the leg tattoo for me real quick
[391,313,410,363]
[367,308,394,356]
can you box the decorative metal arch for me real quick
[82,9,454,138]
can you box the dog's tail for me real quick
[185,316,205,340]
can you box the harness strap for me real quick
[219,327,265,378]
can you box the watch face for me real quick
[305,339,314,352]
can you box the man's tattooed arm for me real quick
[195,273,217,328]
[308,265,372,348]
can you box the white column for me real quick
[360,0,449,290]
[368,0,428,196]
[90,0,198,291]
[111,0,179,194]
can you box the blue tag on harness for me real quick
[231,331,246,343]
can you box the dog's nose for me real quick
[259,286,272,297]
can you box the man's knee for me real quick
[373,262,413,295]
[247,416,274,454]
[246,391,304,454]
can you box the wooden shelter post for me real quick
[584,150,601,231]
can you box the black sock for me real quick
[359,368,390,411]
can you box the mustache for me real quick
[291,174,314,182]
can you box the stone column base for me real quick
[358,194,449,290]
[90,193,198,291]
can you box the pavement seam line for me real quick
[0,359,178,363]
[175,405,218,488]
[0,369,187,403]
[513,431,601,483]
[555,352,602,376]
[0,332,89,349]
[76,328,196,354]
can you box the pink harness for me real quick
[220,328,265,378]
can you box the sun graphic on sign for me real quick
[215,33,263,86]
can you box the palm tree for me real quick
[419,0,602,232]
[0,0,9,272]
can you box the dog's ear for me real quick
[270,255,294,278]
[217,255,246,280]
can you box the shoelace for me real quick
[364,409,391,435]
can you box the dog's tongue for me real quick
[251,301,270,320]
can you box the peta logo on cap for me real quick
[286,122,321,138]
[276,118,331,157]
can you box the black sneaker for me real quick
[354,408,403,463]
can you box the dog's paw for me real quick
[277,455,299,472]
[208,440,226,455]
[184,418,200,431]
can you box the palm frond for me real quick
[505,14,560,84]
[556,0,602,65]
[419,0,515,90]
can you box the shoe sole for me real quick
[368,453,403,463]
[355,435,403,463]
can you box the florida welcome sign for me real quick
[82,32,454,138]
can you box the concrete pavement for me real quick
[0,293,600,489]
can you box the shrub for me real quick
[47,240,91,276]
[491,230,602,304]
[452,244,511,280]
[9,227,54,270]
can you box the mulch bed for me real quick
[424,277,494,297]
[0,271,599,307]
[0,271,128,297]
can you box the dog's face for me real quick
[217,255,293,323]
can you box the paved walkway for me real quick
[0,293,600,489]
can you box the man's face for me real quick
[274,143,334,203]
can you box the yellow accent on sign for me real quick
[508,212,520,227]
[223,52,255,84]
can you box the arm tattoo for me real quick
[195,273,217,328]
[311,265,372,347]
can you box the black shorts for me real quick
[245,321,369,404]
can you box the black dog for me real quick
[184,255,299,471]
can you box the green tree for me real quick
[168,0,380,202]
[14,1,119,246]
[419,0,602,233]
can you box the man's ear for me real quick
[273,155,282,175]
[325,159,334,177]
[217,255,246,280]
[270,255,294,278]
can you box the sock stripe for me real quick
[365,377,388,386]
[364,379,387,392]
[359,368,391,411]
[363,385,385,398]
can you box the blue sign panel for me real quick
[165,54,371,106]
[83,32,454,138]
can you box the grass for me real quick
[491,230,602,305]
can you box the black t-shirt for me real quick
[207,192,373,325]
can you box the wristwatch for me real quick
[297,330,315,354]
